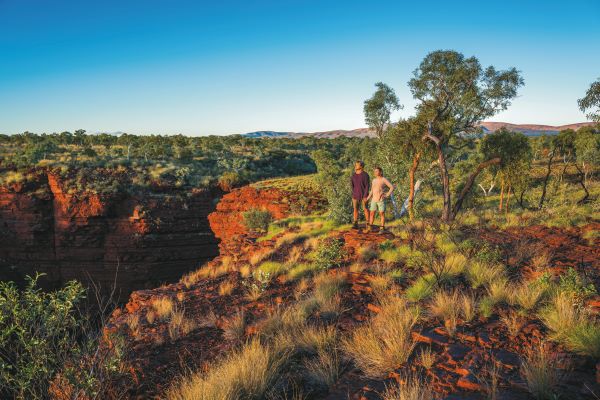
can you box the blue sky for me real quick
[0,0,599,135]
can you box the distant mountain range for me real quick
[242,122,596,139]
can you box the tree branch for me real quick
[452,157,501,217]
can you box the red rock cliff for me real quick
[0,173,219,299]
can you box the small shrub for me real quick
[0,275,86,399]
[557,268,596,303]
[218,171,246,191]
[314,238,346,271]
[242,208,273,233]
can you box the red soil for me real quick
[75,187,600,398]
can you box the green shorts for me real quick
[369,200,386,212]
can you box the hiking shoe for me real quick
[352,222,359,230]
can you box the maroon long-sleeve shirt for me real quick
[351,171,370,200]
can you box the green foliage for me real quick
[314,238,346,271]
[242,209,273,233]
[557,268,596,303]
[578,78,600,122]
[363,82,401,138]
[480,128,533,191]
[0,274,124,400]
[218,171,247,191]
[0,274,86,399]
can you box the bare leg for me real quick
[352,199,359,223]
[379,211,385,230]
[362,200,370,226]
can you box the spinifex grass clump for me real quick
[167,340,287,400]
[540,292,600,357]
[343,296,419,378]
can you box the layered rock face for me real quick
[0,173,219,299]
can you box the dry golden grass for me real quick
[531,251,552,271]
[250,248,276,266]
[303,346,344,388]
[381,372,434,400]
[125,313,140,337]
[239,264,252,278]
[181,258,237,288]
[369,274,392,299]
[521,343,564,400]
[287,246,303,264]
[429,290,461,336]
[460,292,476,322]
[465,261,506,289]
[146,310,156,324]
[510,282,545,312]
[348,262,366,273]
[167,340,286,400]
[418,347,435,369]
[294,278,310,300]
[343,296,419,378]
[219,280,235,296]
[501,311,525,337]
[486,278,510,305]
[152,296,175,321]
[540,292,600,357]
[358,245,378,262]
[222,311,246,342]
[169,309,197,341]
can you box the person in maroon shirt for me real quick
[350,160,370,229]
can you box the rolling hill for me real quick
[242,122,595,138]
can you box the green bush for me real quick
[242,209,274,233]
[0,275,86,399]
[0,274,126,400]
[314,238,346,270]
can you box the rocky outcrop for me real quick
[0,173,219,299]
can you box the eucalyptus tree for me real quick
[408,50,524,221]
[479,129,532,212]
[364,82,401,138]
[578,78,600,122]
[385,116,433,219]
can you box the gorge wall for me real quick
[0,172,220,300]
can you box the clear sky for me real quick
[1,0,599,135]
